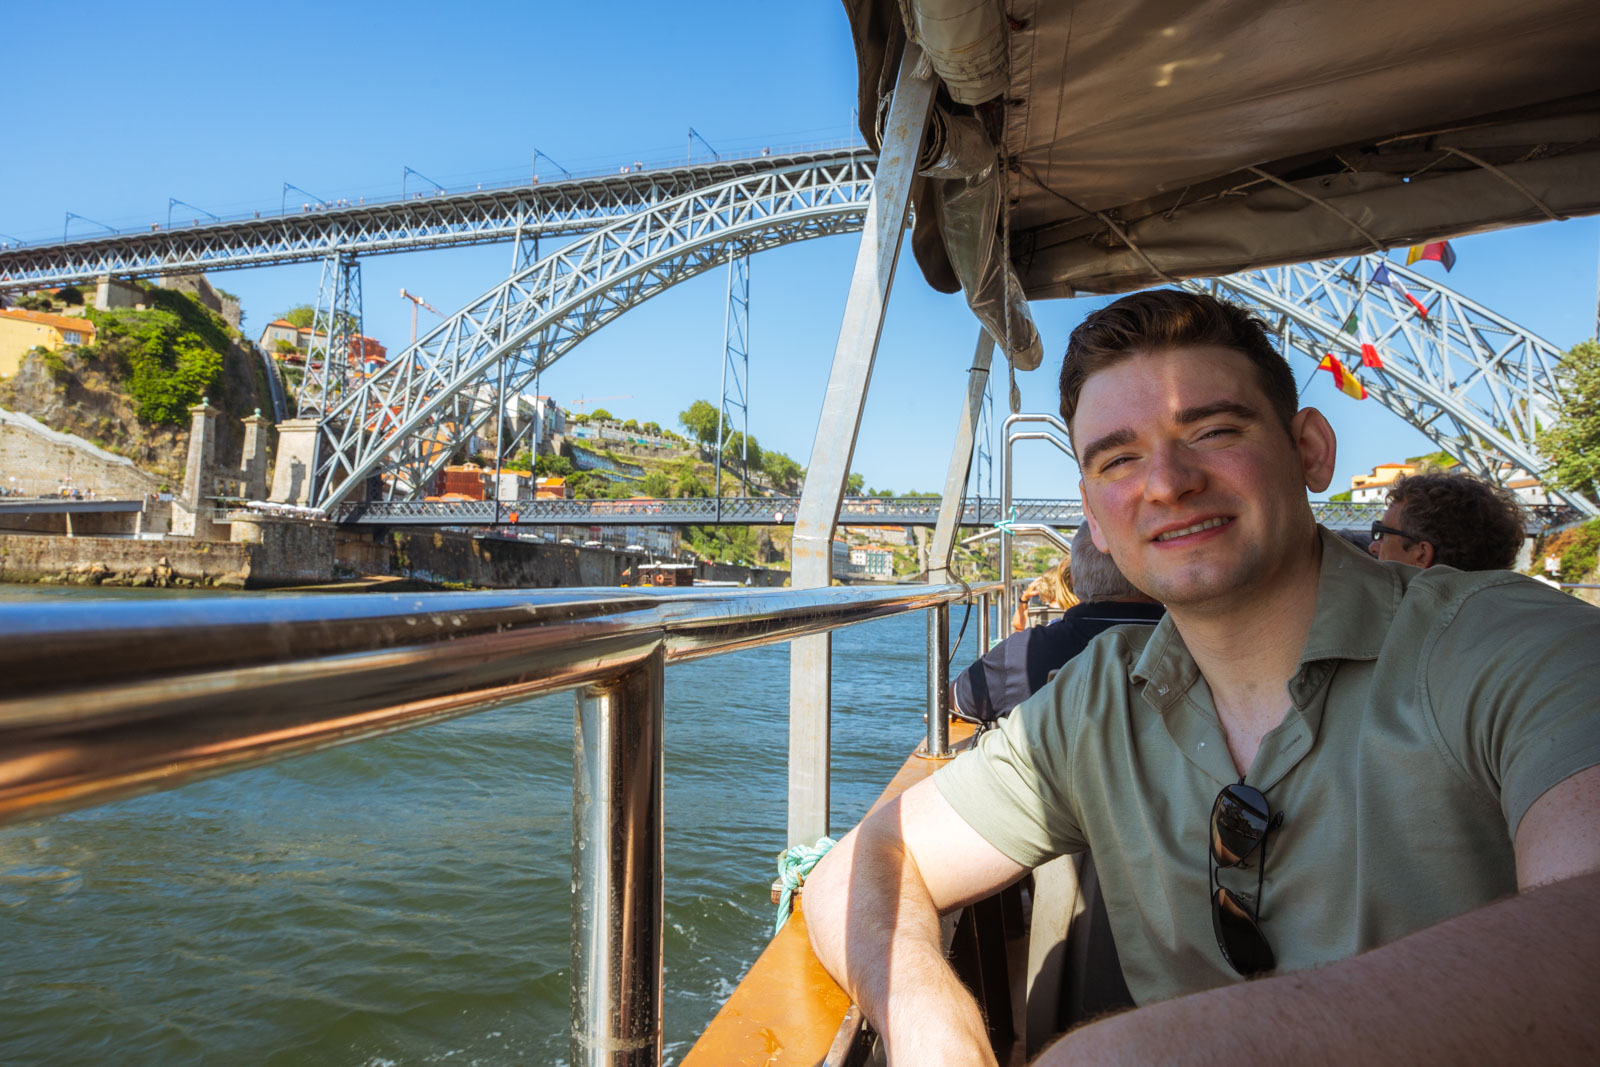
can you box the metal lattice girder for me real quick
[297,251,363,417]
[0,150,868,291]
[328,496,1554,532]
[1189,256,1598,516]
[310,159,876,508]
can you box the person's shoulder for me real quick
[1401,565,1600,647]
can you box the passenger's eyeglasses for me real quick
[1210,782,1279,976]
[1370,520,1423,544]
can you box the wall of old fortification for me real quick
[0,407,162,498]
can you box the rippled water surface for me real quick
[0,585,988,1065]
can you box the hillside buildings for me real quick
[0,307,96,377]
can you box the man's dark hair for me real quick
[1059,289,1298,433]
[1387,471,1526,570]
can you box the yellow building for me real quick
[1349,462,1417,503]
[0,308,97,377]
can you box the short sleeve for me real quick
[1423,577,1600,837]
[951,623,1066,722]
[934,656,1097,866]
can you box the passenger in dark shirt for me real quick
[954,526,1164,722]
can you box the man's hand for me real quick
[804,777,1027,1065]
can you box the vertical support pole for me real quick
[978,592,991,653]
[929,330,996,581]
[923,603,951,757]
[715,254,751,513]
[785,41,935,846]
[572,648,666,1067]
[1000,415,1015,638]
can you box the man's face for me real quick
[1072,346,1332,611]
[1369,501,1432,566]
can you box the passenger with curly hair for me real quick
[1370,471,1527,570]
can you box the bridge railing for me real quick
[0,579,998,1065]
[326,496,1570,532]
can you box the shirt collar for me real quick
[1130,525,1401,709]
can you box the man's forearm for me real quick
[805,807,996,1065]
[1045,870,1600,1065]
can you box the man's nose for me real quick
[1143,441,1204,503]
[1367,538,1381,558]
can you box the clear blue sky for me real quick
[3,2,1596,498]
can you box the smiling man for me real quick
[803,289,1600,1064]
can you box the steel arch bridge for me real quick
[1190,259,1595,515]
[309,158,875,507]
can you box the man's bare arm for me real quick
[1041,765,1600,1065]
[804,776,1028,1065]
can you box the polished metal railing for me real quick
[0,580,996,1067]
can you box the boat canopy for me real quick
[844,0,1600,298]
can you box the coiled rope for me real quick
[773,836,836,934]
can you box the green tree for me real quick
[723,430,762,470]
[591,408,614,422]
[642,421,662,436]
[279,305,315,328]
[622,418,640,431]
[762,450,804,490]
[847,472,865,495]
[533,453,575,478]
[639,470,673,497]
[1538,339,1600,501]
[676,469,711,498]
[57,285,84,306]
[679,399,722,447]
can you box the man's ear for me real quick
[1079,481,1109,552]
[1415,540,1437,568]
[1290,407,1338,493]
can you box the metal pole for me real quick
[572,647,665,1067]
[978,592,991,653]
[929,329,996,580]
[785,41,935,846]
[1000,417,1014,637]
[924,604,950,757]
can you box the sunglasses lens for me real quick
[1210,783,1270,867]
[1212,887,1276,976]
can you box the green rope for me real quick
[993,505,1020,534]
[774,836,835,934]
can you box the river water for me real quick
[0,586,989,1065]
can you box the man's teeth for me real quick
[1155,517,1229,542]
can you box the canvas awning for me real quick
[843,0,1600,298]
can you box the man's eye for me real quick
[1196,427,1238,442]
[1099,455,1132,472]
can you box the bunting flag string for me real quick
[1317,353,1368,400]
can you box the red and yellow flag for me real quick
[1318,354,1368,400]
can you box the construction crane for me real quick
[573,394,632,413]
[400,288,444,344]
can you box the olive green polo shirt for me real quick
[936,528,1600,1004]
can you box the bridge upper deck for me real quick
[0,144,869,290]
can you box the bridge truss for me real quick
[8,142,1587,517]
[1193,259,1596,515]
[309,158,875,507]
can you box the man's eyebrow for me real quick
[1079,427,1137,470]
[1175,400,1260,425]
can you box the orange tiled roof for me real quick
[0,307,97,338]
